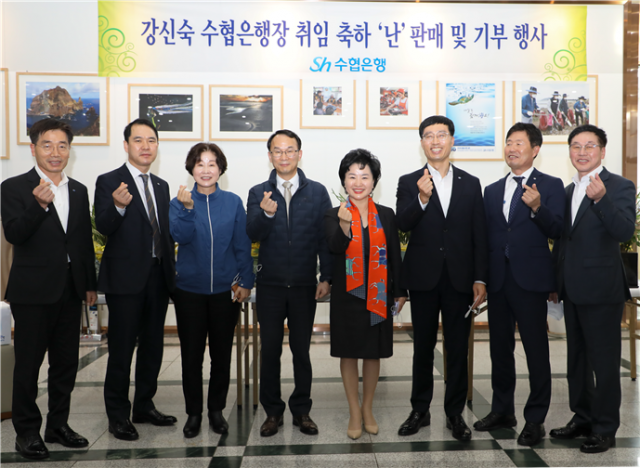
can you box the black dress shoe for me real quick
[473,412,517,431]
[44,424,89,448]
[549,421,591,439]
[293,414,319,435]
[108,419,139,441]
[580,433,615,453]
[132,409,177,426]
[209,410,229,434]
[398,410,431,436]
[446,414,472,441]
[517,422,545,446]
[260,415,284,437]
[183,415,202,438]
[15,434,49,460]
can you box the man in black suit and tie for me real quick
[396,115,488,441]
[550,125,635,453]
[1,119,96,459]
[476,123,565,446]
[95,119,176,441]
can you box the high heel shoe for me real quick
[347,426,363,440]
[364,422,379,435]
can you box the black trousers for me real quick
[11,269,82,436]
[487,261,551,424]
[563,296,624,436]
[104,262,169,421]
[256,284,316,417]
[410,268,472,417]
[173,287,240,415]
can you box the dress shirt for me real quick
[35,165,69,233]
[571,165,604,225]
[264,172,300,218]
[502,167,535,221]
[419,163,453,216]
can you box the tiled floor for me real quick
[1,330,639,467]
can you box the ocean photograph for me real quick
[446,83,496,148]
[219,95,273,132]
[139,93,193,132]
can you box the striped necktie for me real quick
[141,174,162,258]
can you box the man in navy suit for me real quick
[95,119,176,441]
[2,119,96,459]
[396,115,488,441]
[476,123,565,446]
[550,125,635,453]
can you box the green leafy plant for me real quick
[621,192,640,252]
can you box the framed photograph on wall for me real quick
[128,84,203,141]
[300,79,355,129]
[16,73,109,146]
[1,68,8,159]
[513,76,598,144]
[437,81,504,161]
[209,85,283,141]
[366,80,421,130]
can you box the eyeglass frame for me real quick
[569,143,602,153]
[270,148,300,159]
[421,132,451,142]
[35,143,71,154]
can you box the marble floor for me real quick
[1,330,639,467]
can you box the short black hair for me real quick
[266,129,302,151]
[185,142,228,176]
[418,115,455,139]
[506,122,543,148]
[568,124,608,148]
[124,118,159,142]
[338,149,382,189]
[29,118,73,145]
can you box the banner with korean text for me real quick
[98,1,587,80]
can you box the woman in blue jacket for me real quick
[170,143,254,438]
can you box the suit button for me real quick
[443,229,448,232]
[568,237,572,241]
[507,228,511,232]
[439,247,444,251]
[561,256,565,261]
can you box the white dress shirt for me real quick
[502,167,534,221]
[571,165,604,224]
[419,163,453,216]
[35,165,69,233]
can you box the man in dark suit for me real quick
[246,129,331,437]
[476,123,565,446]
[396,115,488,441]
[1,119,96,459]
[95,119,176,441]
[551,125,635,454]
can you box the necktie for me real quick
[283,181,292,222]
[505,176,524,258]
[141,174,162,258]
[508,176,525,223]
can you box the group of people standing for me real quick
[1,114,634,460]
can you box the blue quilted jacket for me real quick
[246,169,332,287]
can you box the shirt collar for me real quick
[126,160,150,179]
[276,172,299,189]
[509,166,534,184]
[427,162,453,181]
[572,165,603,186]
[35,165,68,187]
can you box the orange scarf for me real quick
[345,197,388,319]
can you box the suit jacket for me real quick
[1,168,96,304]
[396,164,488,293]
[484,168,565,293]
[555,168,635,305]
[95,164,175,295]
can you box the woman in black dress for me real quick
[324,149,407,440]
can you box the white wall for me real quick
[1,1,626,327]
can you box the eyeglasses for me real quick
[422,132,450,142]
[270,149,299,159]
[36,143,70,154]
[569,143,601,153]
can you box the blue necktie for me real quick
[505,176,524,258]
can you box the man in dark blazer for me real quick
[476,123,565,446]
[551,125,635,454]
[1,119,96,459]
[246,129,331,437]
[396,115,488,441]
[95,119,176,441]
